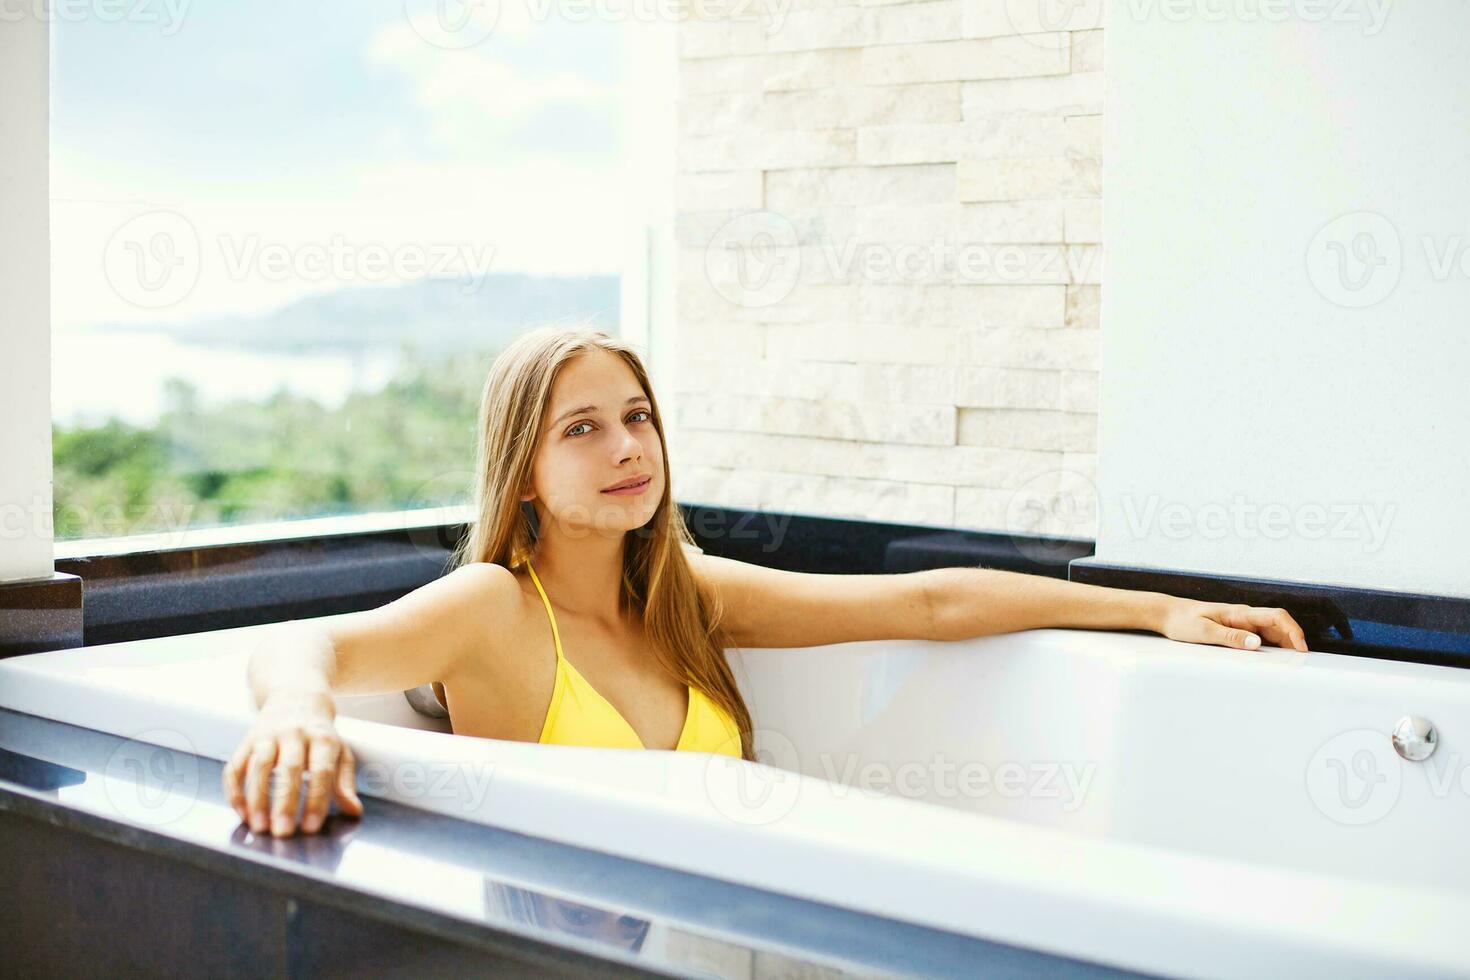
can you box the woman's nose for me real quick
[614,425,641,459]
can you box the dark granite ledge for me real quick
[34,505,1086,654]
[0,571,82,658]
[19,503,1466,670]
[1070,558,1470,670]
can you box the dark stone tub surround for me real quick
[3,503,1463,670]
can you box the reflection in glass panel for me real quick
[485,882,651,953]
[50,2,624,540]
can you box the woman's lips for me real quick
[602,476,652,495]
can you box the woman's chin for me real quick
[576,497,658,534]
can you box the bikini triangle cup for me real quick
[524,559,741,757]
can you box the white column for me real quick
[618,18,678,395]
[0,11,53,583]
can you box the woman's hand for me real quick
[1156,597,1310,653]
[222,690,364,837]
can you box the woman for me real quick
[224,326,1309,838]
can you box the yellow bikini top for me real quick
[525,560,742,757]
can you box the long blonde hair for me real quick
[450,326,754,761]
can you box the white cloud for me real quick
[366,21,613,140]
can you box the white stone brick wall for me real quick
[669,0,1104,549]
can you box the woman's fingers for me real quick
[299,734,340,835]
[229,724,359,837]
[334,743,364,818]
[1209,603,1310,653]
[244,737,279,834]
[222,738,253,823]
[270,732,307,837]
[1161,598,1313,655]
[1202,615,1261,650]
[1244,606,1310,652]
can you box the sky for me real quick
[49,0,632,330]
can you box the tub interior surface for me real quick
[728,630,1470,897]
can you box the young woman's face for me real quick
[524,350,665,536]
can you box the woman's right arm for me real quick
[222,561,518,838]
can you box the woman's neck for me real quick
[528,532,632,628]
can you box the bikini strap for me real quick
[524,560,566,663]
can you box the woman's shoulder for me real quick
[449,561,530,619]
[423,563,532,648]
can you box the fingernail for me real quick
[272,817,291,836]
[1245,634,1260,649]
[301,815,321,834]
[251,815,267,833]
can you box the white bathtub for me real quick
[2,621,1468,978]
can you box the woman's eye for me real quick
[566,411,650,438]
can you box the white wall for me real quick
[1098,1,1470,598]
[0,12,54,584]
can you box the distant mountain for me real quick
[99,274,619,353]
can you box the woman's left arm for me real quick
[690,553,1309,653]
[925,565,1309,653]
